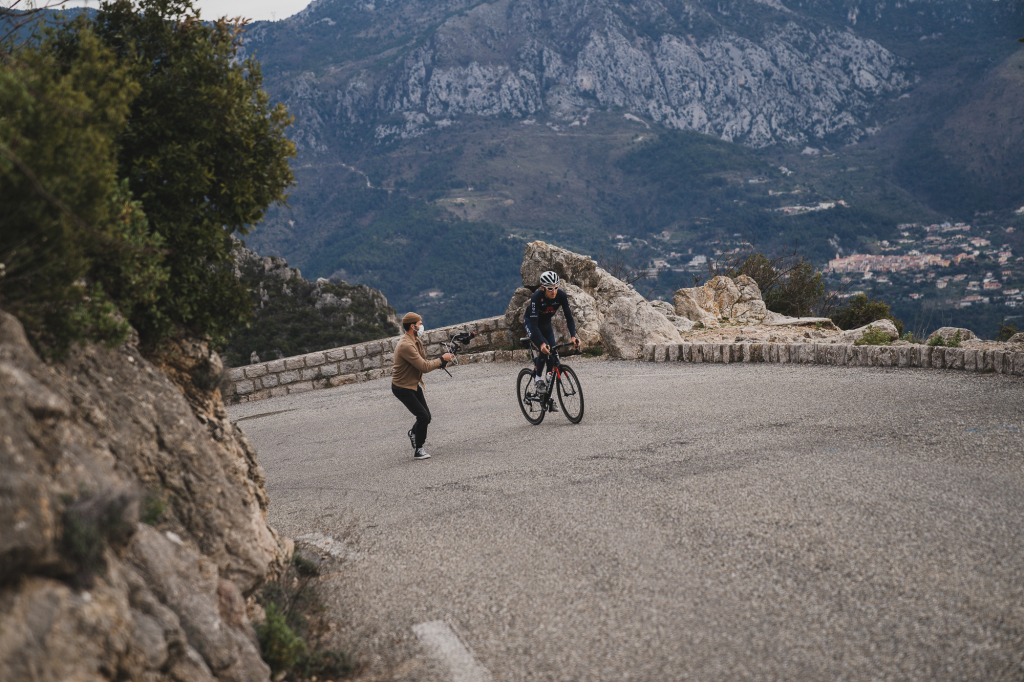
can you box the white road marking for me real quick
[412,620,492,682]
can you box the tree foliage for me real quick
[94,0,295,343]
[0,0,295,355]
[0,21,166,355]
[830,293,904,336]
[714,246,836,318]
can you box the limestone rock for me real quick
[651,300,696,333]
[839,319,900,344]
[674,275,774,326]
[514,242,682,357]
[504,287,534,344]
[0,308,286,681]
[927,327,976,344]
[1009,332,1024,344]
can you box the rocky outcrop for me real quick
[673,275,776,326]
[253,0,911,150]
[507,241,682,358]
[839,319,900,344]
[927,327,976,344]
[0,309,289,681]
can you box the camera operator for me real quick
[391,312,453,460]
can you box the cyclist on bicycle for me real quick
[524,271,580,408]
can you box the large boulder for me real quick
[927,327,976,344]
[505,283,603,351]
[650,300,697,333]
[514,242,683,357]
[673,275,773,326]
[839,319,900,344]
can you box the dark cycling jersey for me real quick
[524,288,577,350]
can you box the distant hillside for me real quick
[223,243,401,367]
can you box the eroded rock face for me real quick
[261,0,911,150]
[0,309,288,681]
[674,275,774,326]
[513,242,682,357]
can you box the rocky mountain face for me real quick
[0,310,290,681]
[250,0,914,150]
[223,244,400,368]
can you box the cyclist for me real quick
[524,271,580,410]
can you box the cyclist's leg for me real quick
[538,321,557,376]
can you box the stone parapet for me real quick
[642,342,1024,376]
[226,316,517,403]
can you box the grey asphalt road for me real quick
[228,358,1024,681]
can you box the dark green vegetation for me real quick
[830,294,904,337]
[222,247,400,368]
[0,0,294,356]
[60,490,135,588]
[255,551,355,681]
[853,325,894,347]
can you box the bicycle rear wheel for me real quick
[555,365,584,423]
[516,368,545,425]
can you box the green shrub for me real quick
[729,252,827,318]
[257,603,307,675]
[928,330,962,348]
[140,493,165,526]
[61,491,135,586]
[853,325,893,346]
[995,322,1017,342]
[830,294,904,337]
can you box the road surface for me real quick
[228,358,1024,681]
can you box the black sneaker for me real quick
[548,400,558,413]
[413,448,431,460]
[408,428,417,451]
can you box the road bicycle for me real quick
[515,338,584,425]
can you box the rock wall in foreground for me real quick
[0,310,291,682]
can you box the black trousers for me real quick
[392,384,431,449]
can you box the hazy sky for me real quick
[23,0,312,22]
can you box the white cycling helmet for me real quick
[539,271,560,287]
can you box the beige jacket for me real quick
[392,333,442,389]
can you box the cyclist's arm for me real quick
[559,290,578,338]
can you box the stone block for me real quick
[654,345,668,362]
[300,367,320,381]
[284,357,304,370]
[750,343,764,363]
[305,353,326,367]
[778,344,790,364]
[235,380,254,395]
[679,344,692,362]
[945,348,964,371]
[896,347,910,368]
[270,386,288,397]
[313,378,329,390]
[478,351,496,363]
[228,367,245,381]
[930,348,946,370]
[383,353,394,366]
[279,370,301,385]
[643,344,655,362]
[494,350,513,362]
[244,364,267,378]
[252,389,271,401]
[320,363,339,377]
[354,345,367,358]
[512,350,531,362]
[993,351,1009,374]
[266,360,285,373]
[825,345,846,366]
[338,359,362,374]
[813,344,828,365]
[326,348,347,361]
[329,375,359,387]
[963,349,978,372]
[288,381,314,394]
[365,342,382,356]
[1014,352,1024,376]
[667,344,679,362]
[877,347,893,367]
[261,374,279,388]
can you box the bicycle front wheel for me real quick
[556,365,584,423]
[516,368,545,425]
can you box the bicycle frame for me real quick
[520,337,577,405]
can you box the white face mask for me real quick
[416,322,426,336]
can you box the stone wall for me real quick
[227,316,515,403]
[642,341,1024,375]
